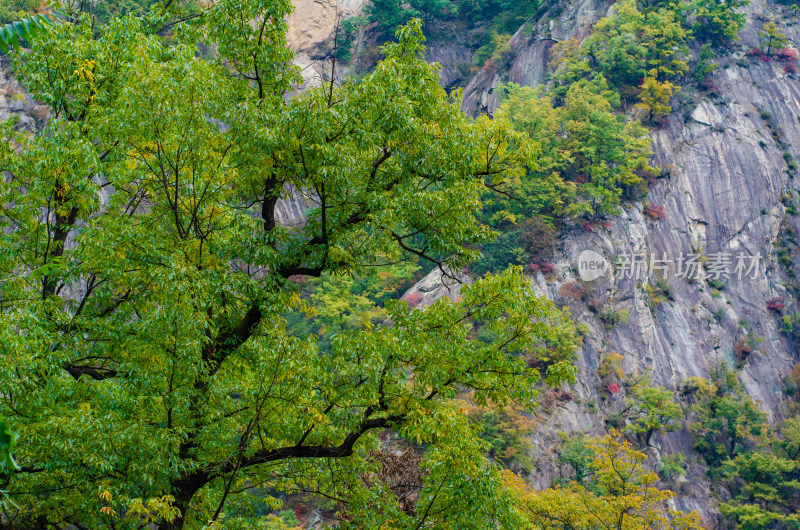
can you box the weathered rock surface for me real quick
[407,0,800,522]
[461,0,613,116]
[0,57,48,133]
[287,0,368,89]
[399,267,470,308]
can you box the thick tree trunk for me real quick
[161,475,206,530]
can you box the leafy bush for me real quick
[470,229,527,275]
[733,333,764,366]
[556,433,593,484]
[505,431,703,529]
[598,352,625,383]
[453,0,539,33]
[334,16,367,63]
[786,362,800,397]
[538,261,555,274]
[69,0,162,24]
[496,80,652,218]
[694,43,718,83]
[659,453,686,481]
[684,366,769,468]
[472,218,557,275]
[767,296,786,312]
[713,408,800,528]
[691,0,749,44]
[558,281,587,302]
[518,217,556,264]
[643,203,666,220]
[720,451,800,529]
[462,396,537,473]
[624,375,683,446]
[636,77,679,123]
[366,0,416,36]
[0,0,39,25]
[600,307,630,330]
[551,0,689,99]
[473,30,512,70]
[760,22,788,57]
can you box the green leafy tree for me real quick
[472,29,512,69]
[0,419,18,474]
[556,0,689,97]
[333,15,367,63]
[557,432,593,484]
[562,78,652,216]
[716,413,800,529]
[582,0,649,89]
[778,415,800,460]
[691,0,749,44]
[505,431,703,529]
[0,9,576,529]
[624,375,683,446]
[490,84,575,221]
[408,0,453,26]
[453,0,537,33]
[694,42,718,83]
[639,5,690,80]
[684,366,770,468]
[720,452,800,529]
[760,21,788,56]
[0,10,54,53]
[0,0,39,25]
[636,76,679,123]
[470,227,532,274]
[82,0,163,24]
[367,0,408,36]
[497,80,652,218]
[367,0,452,34]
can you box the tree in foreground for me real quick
[0,2,575,528]
[504,431,703,529]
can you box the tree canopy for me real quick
[495,80,651,219]
[504,431,703,530]
[0,4,576,528]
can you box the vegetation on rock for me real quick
[505,431,703,529]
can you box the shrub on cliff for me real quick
[684,366,769,468]
[691,0,749,44]
[518,216,556,264]
[504,431,703,529]
[624,374,683,446]
[550,0,689,101]
[496,80,652,218]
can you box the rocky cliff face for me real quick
[461,0,612,115]
[394,0,800,522]
[0,57,48,134]
[287,0,368,89]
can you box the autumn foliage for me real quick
[503,431,702,529]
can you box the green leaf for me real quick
[0,13,58,54]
